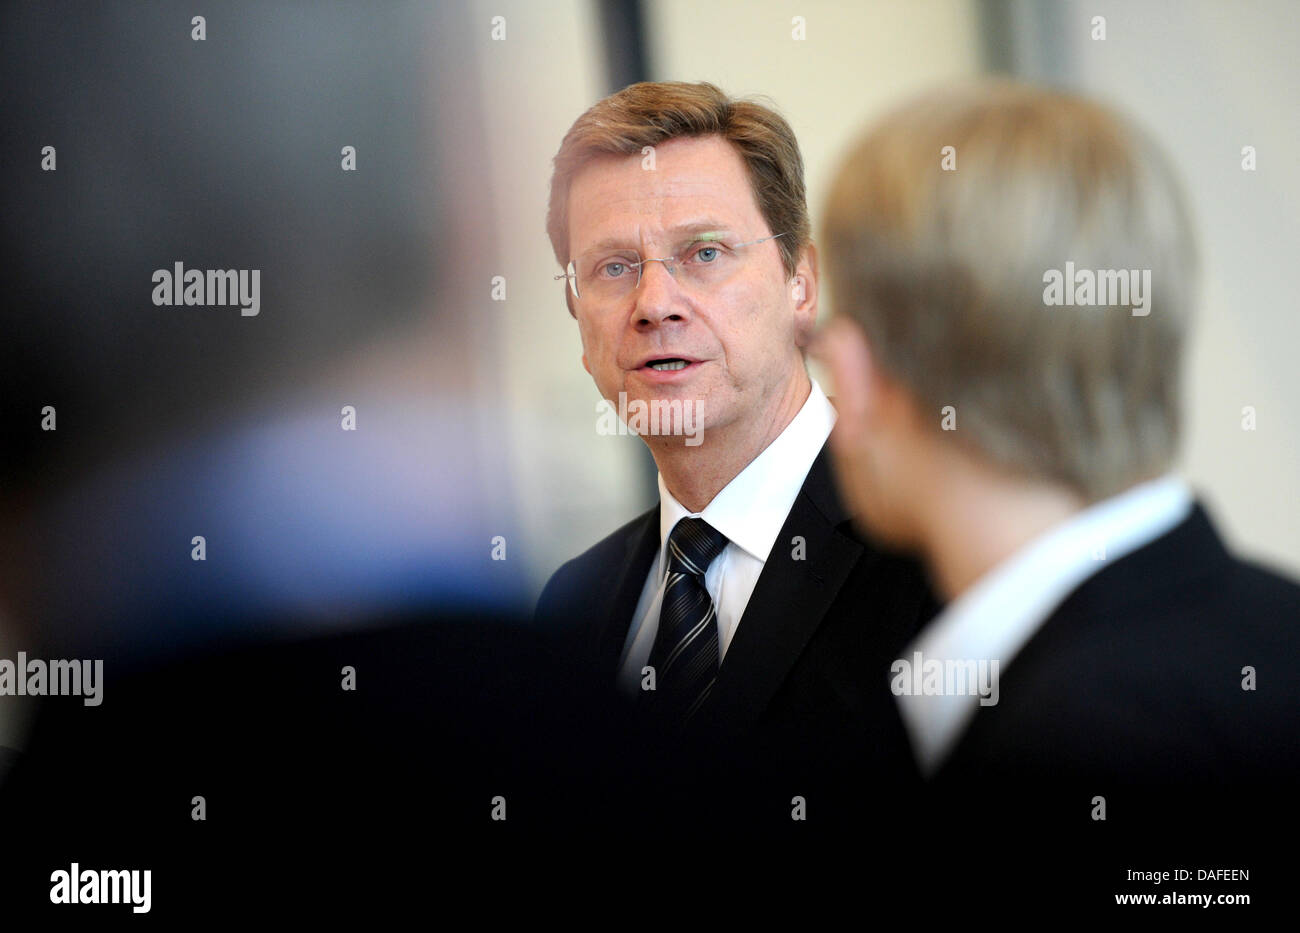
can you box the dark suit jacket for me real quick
[938,502,1300,798]
[536,443,940,796]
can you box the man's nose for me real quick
[631,258,686,328]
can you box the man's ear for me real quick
[814,315,877,450]
[823,319,930,453]
[791,243,820,348]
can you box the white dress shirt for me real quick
[895,473,1194,776]
[615,379,837,695]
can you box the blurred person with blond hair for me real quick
[816,81,1299,791]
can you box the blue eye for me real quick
[599,261,629,278]
[694,245,721,263]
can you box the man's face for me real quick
[565,134,815,446]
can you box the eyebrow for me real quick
[577,222,739,256]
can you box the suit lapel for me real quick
[593,507,660,675]
[703,444,871,730]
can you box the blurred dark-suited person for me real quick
[535,82,937,801]
[0,2,650,914]
[816,81,1300,798]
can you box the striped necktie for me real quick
[644,517,730,725]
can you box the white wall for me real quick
[1032,0,1300,572]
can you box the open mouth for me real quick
[645,358,691,372]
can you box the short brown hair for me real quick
[547,81,809,314]
[822,80,1198,501]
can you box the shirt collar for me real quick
[655,379,836,574]
[896,473,1194,776]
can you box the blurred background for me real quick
[1,0,1297,759]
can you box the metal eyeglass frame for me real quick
[553,232,787,300]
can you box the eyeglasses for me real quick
[554,232,787,303]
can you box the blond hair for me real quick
[822,81,1198,500]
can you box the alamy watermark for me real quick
[596,392,703,446]
[890,650,1000,706]
[1043,261,1151,316]
[152,261,260,316]
[50,863,150,913]
[0,652,103,706]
